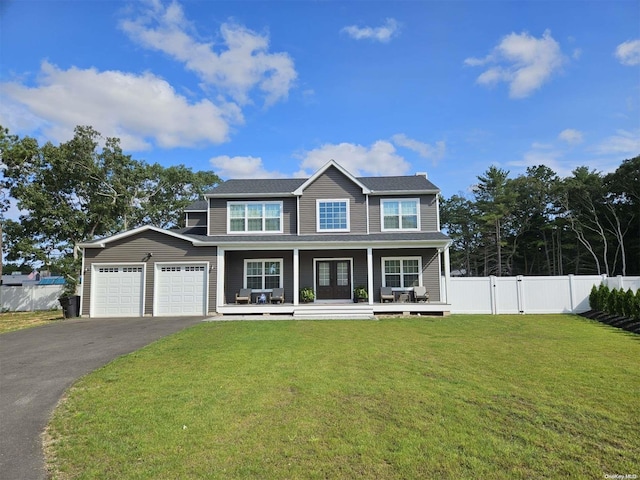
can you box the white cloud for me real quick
[120,0,297,106]
[594,129,640,155]
[0,62,242,150]
[508,145,571,177]
[614,39,640,66]
[558,129,584,145]
[341,18,400,43]
[391,134,445,163]
[464,29,565,98]
[295,140,410,177]
[209,155,286,179]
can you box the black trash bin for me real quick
[59,295,80,318]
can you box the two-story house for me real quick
[79,160,452,318]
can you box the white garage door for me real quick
[155,264,207,316]
[92,266,144,317]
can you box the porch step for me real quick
[293,304,375,320]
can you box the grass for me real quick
[46,315,640,479]
[0,310,64,334]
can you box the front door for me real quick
[316,260,351,300]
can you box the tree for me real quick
[0,125,221,290]
[440,194,481,275]
[473,166,516,276]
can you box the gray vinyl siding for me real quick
[224,250,293,304]
[369,194,438,233]
[82,231,217,316]
[299,166,367,235]
[372,248,440,302]
[209,197,296,236]
[186,211,207,227]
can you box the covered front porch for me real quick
[214,242,452,317]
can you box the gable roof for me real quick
[204,160,440,198]
[292,160,371,195]
[78,225,202,248]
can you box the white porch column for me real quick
[367,247,374,305]
[293,248,299,305]
[216,247,225,310]
[443,246,451,304]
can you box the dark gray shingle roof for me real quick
[359,175,439,192]
[206,174,439,196]
[173,230,450,244]
[207,178,305,195]
[184,200,208,211]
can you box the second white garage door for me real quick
[155,264,207,316]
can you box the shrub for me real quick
[588,284,639,319]
[622,289,635,318]
[589,285,599,311]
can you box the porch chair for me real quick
[269,288,284,304]
[413,286,430,303]
[380,287,395,303]
[235,288,252,304]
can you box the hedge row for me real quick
[589,284,640,320]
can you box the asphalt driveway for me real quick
[0,316,203,480]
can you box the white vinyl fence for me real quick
[444,275,640,315]
[0,285,65,312]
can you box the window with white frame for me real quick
[382,257,421,288]
[228,202,282,233]
[381,199,420,231]
[244,259,283,290]
[317,199,349,232]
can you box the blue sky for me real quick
[1,0,639,201]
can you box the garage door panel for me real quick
[92,266,144,317]
[155,264,206,316]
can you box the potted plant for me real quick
[300,287,315,303]
[353,286,368,303]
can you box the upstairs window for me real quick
[228,202,282,233]
[381,199,420,231]
[382,257,421,288]
[317,199,350,232]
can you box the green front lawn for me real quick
[46,315,640,479]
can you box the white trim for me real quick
[380,198,421,232]
[293,248,300,305]
[366,247,374,306]
[243,258,284,290]
[316,198,350,232]
[293,159,371,195]
[217,248,225,310]
[312,257,354,301]
[90,262,146,317]
[381,256,423,289]
[436,195,441,231]
[227,200,284,235]
[153,261,209,316]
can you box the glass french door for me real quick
[316,260,351,300]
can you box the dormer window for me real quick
[228,201,282,234]
[317,199,350,232]
[381,199,420,231]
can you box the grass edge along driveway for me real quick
[46,315,640,479]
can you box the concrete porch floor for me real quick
[213,301,450,319]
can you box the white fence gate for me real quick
[444,275,640,315]
[0,285,65,312]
